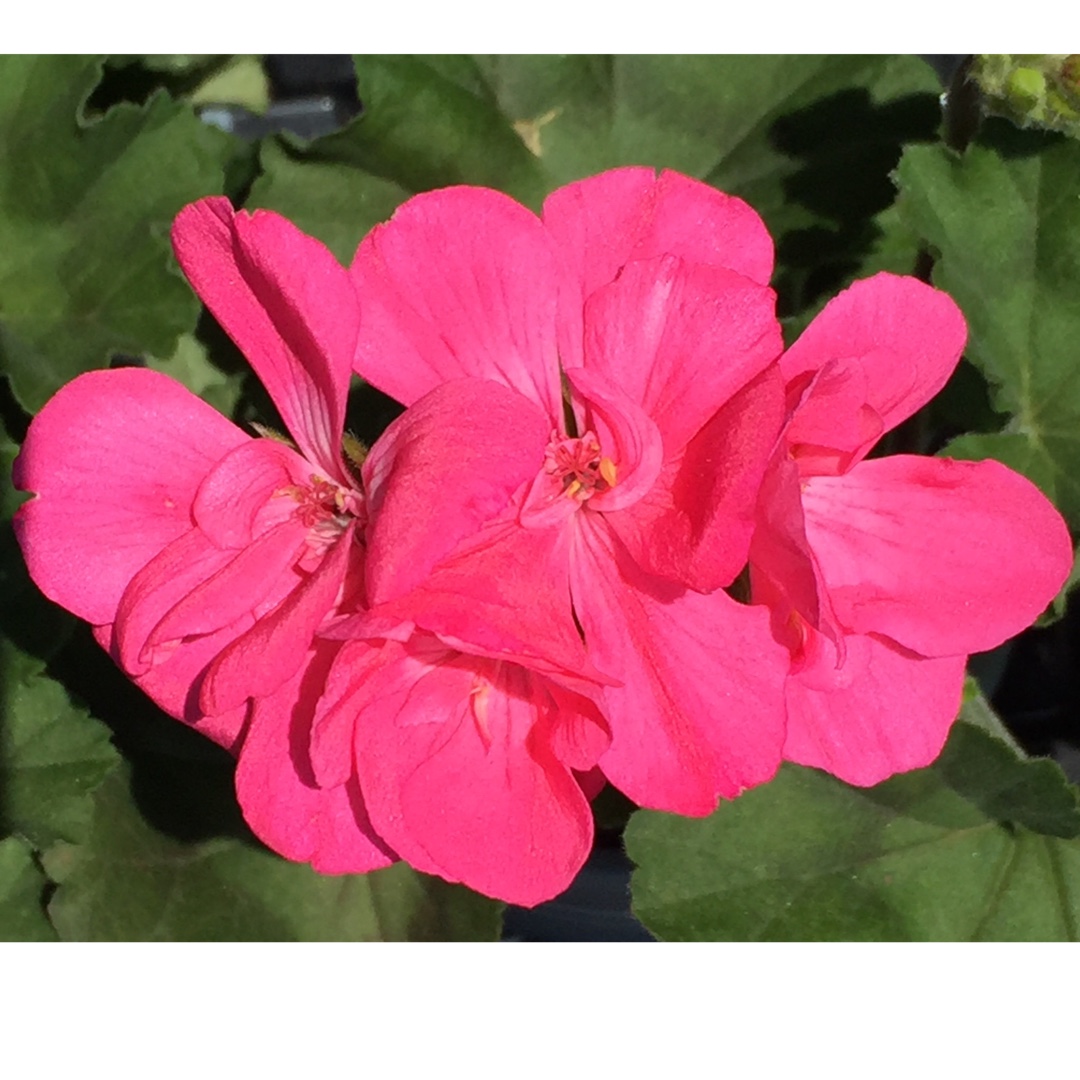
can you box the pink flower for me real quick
[15,196,615,906]
[318,380,620,905]
[748,273,1073,785]
[344,167,793,820]
[312,630,612,906]
[14,198,394,874]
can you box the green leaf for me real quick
[304,56,549,209]
[958,674,1025,755]
[0,436,22,520]
[481,56,935,186]
[0,640,120,849]
[896,124,1080,526]
[285,56,936,308]
[0,55,235,413]
[626,721,1080,940]
[45,768,502,941]
[1044,542,1080,623]
[0,836,57,941]
[247,139,410,264]
[480,55,940,306]
[1,435,76,662]
[145,331,245,418]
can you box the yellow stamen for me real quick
[250,422,297,449]
[599,457,618,488]
[565,478,584,499]
[342,432,368,467]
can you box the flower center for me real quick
[279,474,364,562]
[544,430,618,503]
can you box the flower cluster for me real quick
[14,169,1072,906]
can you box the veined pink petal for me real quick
[92,622,250,752]
[565,367,664,514]
[748,450,843,644]
[571,517,788,815]
[782,361,885,477]
[362,378,549,606]
[581,253,782,455]
[234,640,396,873]
[172,198,358,483]
[781,274,967,463]
[752,454,848,640]
[343,515,606,690]
[193,438,314,548]
[13,368,247,627]
[312,635,450,879]
[802,455,1073,657]
[605,367,786,591]
[546,683,612,771]
[113,528,242,676]
[350,186,566,418]
[147,519,309,647]
[309,639,390,790]
[200,523,357,715]
[783,628,967,786]
[352,648,595,907]
[544,169,775,359]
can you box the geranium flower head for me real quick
[347,167,793,818]
[14,197,394,874]
[16,168,1066,912]
[748,272,1073,785]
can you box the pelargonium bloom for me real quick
[15,196,617,906]
[14,198,395,873]
[344,167,792,819]
[309,373,623,905]
[748,272,1073,785]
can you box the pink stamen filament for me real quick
[544,430,618,503]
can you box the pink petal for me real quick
[92,622,250,751]
[350,186,566,419]
[749,450,845,645]
[802,455,1073,657]
[545,683,612,771]
[781,273,967,465]
[234,640,396,873]
[564,367,664,514]
[581,253,782,455]
[352,649,595,907]
[571,517,788,815]
[147,520,309,647]
[113,528,240,675]
[200,523,357,715]
[348,515,605,689]
[309,639,389,790]
[604,367,786,591]
[172,198,358,483]
[193,438,314,548]
[13,368,248,627]
[312,635,452,879]
[783,361,885,477]
[783,627,967,786]
[362,378,549,606]
[544,166,774,301]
